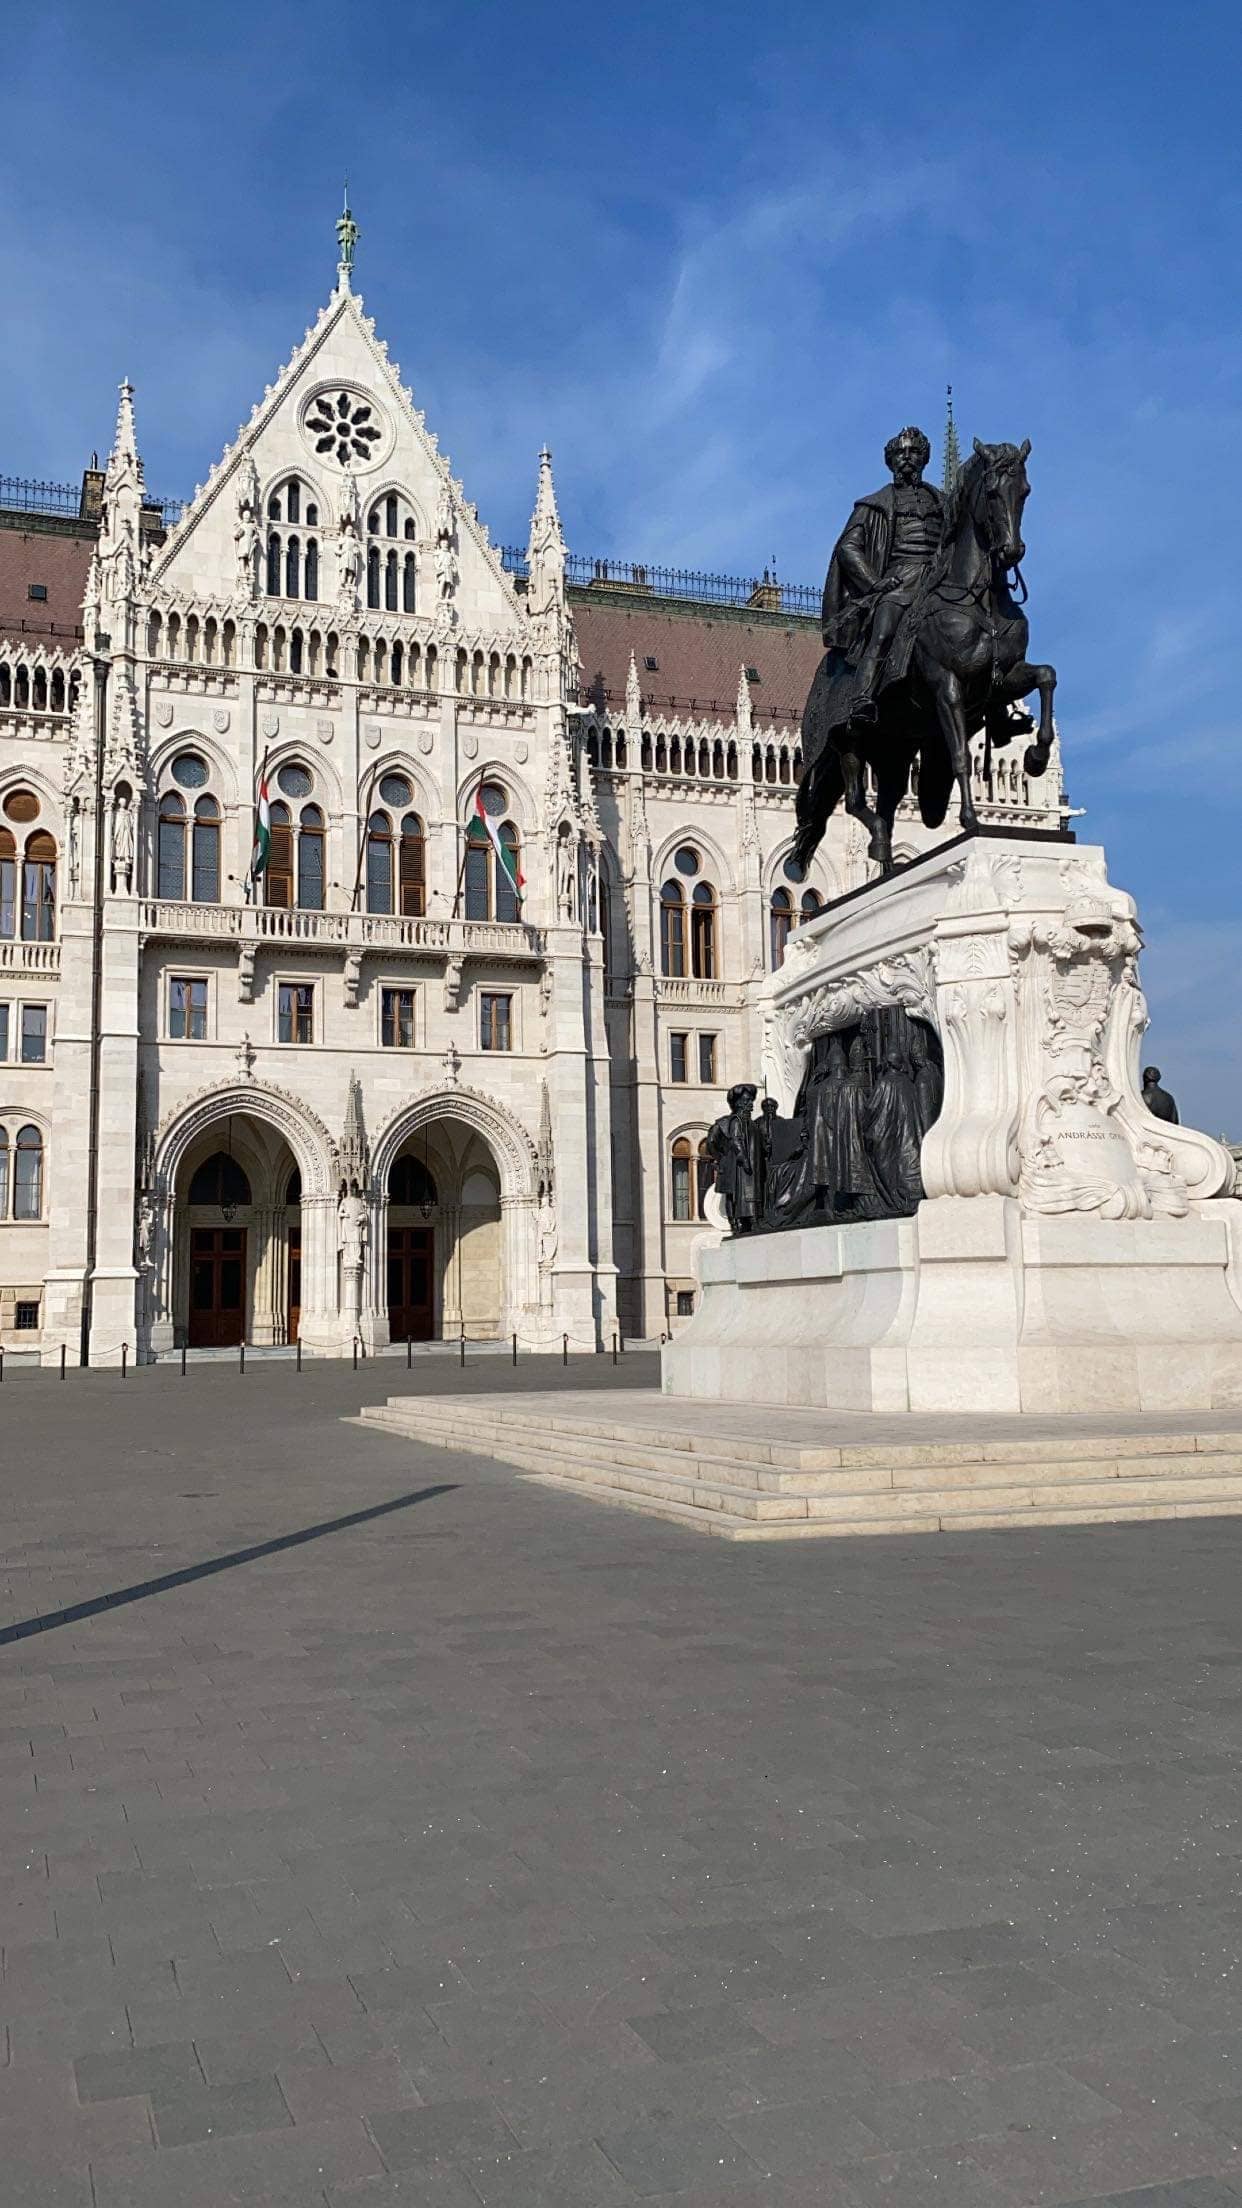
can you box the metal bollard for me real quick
[240,1341,246,1376]
[296,1339,302,1373]
[121,1343,128,1380]
[406,1334,412,1369]
[612,1331,618,1365]
[619,1331,625,1355]
[352,1337,358,1372]
[512,1331,517,1367]
[60,1343,66,1381]
[0,1347,4,1382]
[459,1325,466,1369]
[562,1332,568,1366]
[180,1341,187,1377]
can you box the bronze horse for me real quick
[793,440,1057,875]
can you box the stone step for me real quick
[354,1405,1242,1529]
[531,1473,1242,1541]
[358,1402,1242,1497]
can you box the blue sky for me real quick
[5,2,1241,1128]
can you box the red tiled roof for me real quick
[570,591,822,729]
[0,520,93,651]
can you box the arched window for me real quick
[304,538,319,601]
[660,881,686,976]
[399,812,425,917]
[386,493,398,538]
[266,802,294,909]
[0,827,15,938]
[158,792,186,899]
[697,1138,715,1219]
[191,798,220,904]
[266,534,281,596]
[800,888,823,925]
[366,810,394,914]
[385,550,398,612]
[298,804,324,910]
[770,885,793,968]
[671,1137,694,1221]
[21,832,56,942]
[463,782,521,922]
[366,544,381,610]
[13,1124,43,1220]
[691,881,717,979]
[0,1127,6,1215]
[403,554,416,613]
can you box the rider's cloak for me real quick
[820,480,943,687]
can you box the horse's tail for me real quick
[793,745,844,872]
[917,740,954,830]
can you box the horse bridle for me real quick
[980,454,1028,602]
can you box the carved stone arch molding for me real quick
[153,1080,340,1200]
[371,1084,539,1202]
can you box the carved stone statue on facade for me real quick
[434,481,458,621]
[67,794,82,898]
[705,1084,761,1234]
[796,430,1058,876]
[110,788,136,892]
[234,493,261,595]
[1142,1066,1179,1124]
[337,513,362,603]
[337,1184,368,1271]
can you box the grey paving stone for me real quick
[150,2072,292,2147]
[1052,2187,1242,2207]
[724,2091,880,2174]
[626,2002,770,2062]
[367,2095,519,2168]
[457,2139,636,2205]
[74,2039,203,2101]
[595,2112,764,2192]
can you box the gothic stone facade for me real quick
[0,265,1067,1361]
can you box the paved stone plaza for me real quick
[4,1359,1242,2205]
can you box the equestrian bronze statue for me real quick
[793,428,1058,876]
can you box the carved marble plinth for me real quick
[664,833,1242,1415]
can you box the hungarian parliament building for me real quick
[0,219,1067,1361]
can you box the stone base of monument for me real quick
[665,829,1242,1420]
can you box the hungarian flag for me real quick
[250,763,271,882]
[473,783,525,903]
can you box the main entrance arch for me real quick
[368,1087,537,1346]
[146,1082,338,1359]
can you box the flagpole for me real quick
[450,827,470,921]
[248,748,270,901]
[350,760,382,914]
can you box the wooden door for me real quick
[188,1227,247,1347]
[387,1225,434,1341]
[287,1223,301,1345]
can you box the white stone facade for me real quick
[0,256,1068,1361]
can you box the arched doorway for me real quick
[385,1119,504,1341]
[174,1114,302,1349]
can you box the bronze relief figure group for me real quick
[707,1010,944,1237]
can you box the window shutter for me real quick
[268,821,294,909]
[399,831,425,916]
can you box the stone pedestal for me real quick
[664,832,1242,1417]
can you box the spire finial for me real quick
[336,182,359,290]
[941,382,961,494]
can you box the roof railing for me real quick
[0,475,183,526]
[501,546,817,617]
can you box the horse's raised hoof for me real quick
[1024,741,1051,778]
[792,822,820,872]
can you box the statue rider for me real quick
[821,426,943,725]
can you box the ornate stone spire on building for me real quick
[336,183,360,293]
[941,383,961,495]
[526,445,566,617]
[97,379,145,610]
[735,664,754,737]
[625,649,643,738]
[339,1070,369,1192]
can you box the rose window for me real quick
[305,390,382,466]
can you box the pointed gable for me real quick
[149,286,523,630]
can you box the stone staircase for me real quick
[354,1392,1242,1540]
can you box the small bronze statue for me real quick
[1142,1065,1179,1125]
[863,1050,925,1216]
[705,1083,761,1234]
